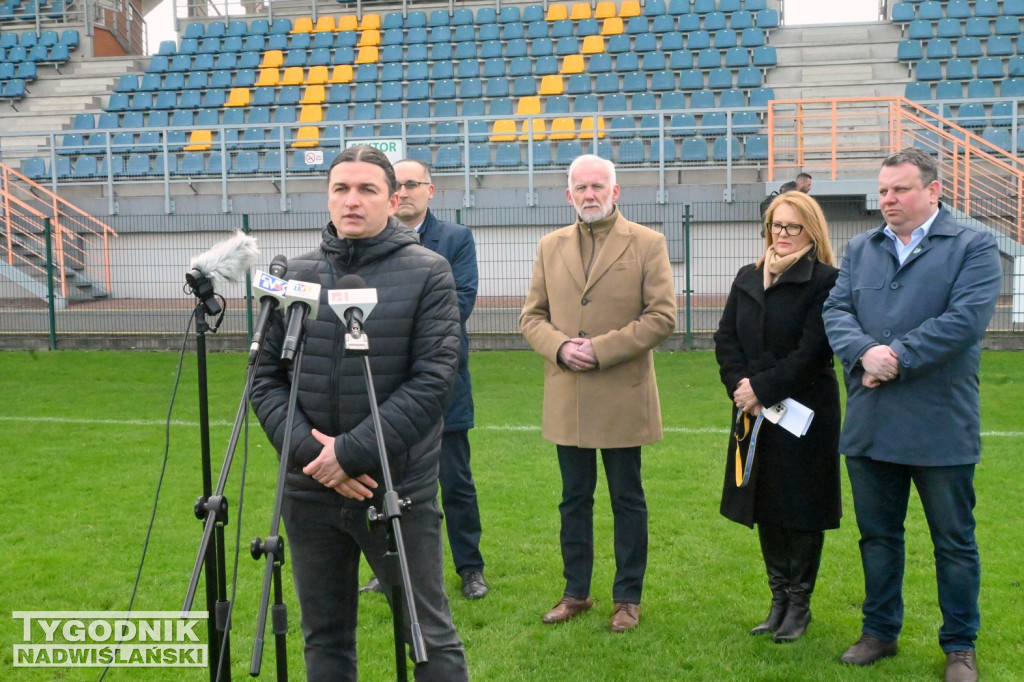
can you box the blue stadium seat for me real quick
[626,16,649,34]
[574,94,599,113]
[995,16,1021,36]
[566,73,591,94]
[681,136,708,162]
[691,89,716,108]
[963,18,989,38]
[953,37,982,59]
[755,9,779,29]
[662,91,687,109]
[934,80,963,99]
[669,0,692,14]
[632,92,657,110]
[957,102,987,128]
[705,12,727,31]
[460,77,483,98]
[725,46,749,67]
[479,23,500,41]
[531,38,553,57]
[981,127,1012,151]
[608,115,637,138]
[638,114,661,137]
[617,139,646,164]
[915,59,942,81]
[688,30,711,50]
[622,71,647,93]
[428,9,450,27]
[595,72,620,94]
[486,77,510,97]
[669,113,697,137]
[708,68,733,89]
[607,34,631,54]
[1002,77,1024,97]
[494,143,522,167]
[967,79,996,99]
[635,32,658,53]
[720,88,746,108]
[679,69,704,90]
[976,57,1004,79]
[989,101,1014,127]
[513,75,537,96]
[696,48,720,69]
[662,31,685,52]
[551,20,574,39]
[904,80,932,100]
[545,95,570,114]
[714,29,737,49]
[917,1,943,20]
[736,67,762,88]
[749,87,775,107]
[643,51,667,71]
[1010,56,1024,77]
[945,58,973,80]
[745,134,769,160]
[1006,0,1024,14]
[733,111,760,135]
[945,0,971,19]
[702,111,727,135]
[604,92,628,111]
[986,35,1013,57]
[713,135,741,161]
[651,70,676,91]
[926,38,953,60]
[907,19,933,40]
[678,13,701,32]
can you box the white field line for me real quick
[1,415,1021,438]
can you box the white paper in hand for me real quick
[763,398,814,437]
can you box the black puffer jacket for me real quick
[251,219,460,506]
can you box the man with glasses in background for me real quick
[362,158,489,601]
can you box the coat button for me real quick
[578,331,587,337]
[883,330,891,338]
[890,281,899,289]
[581,298,589,305]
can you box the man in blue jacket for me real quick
[823,148,1001,682]
[380,158,488,600]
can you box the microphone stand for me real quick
[182,273,232,682]
[347,316,427,681]
[183,299,284,680]
[250,336,308,680]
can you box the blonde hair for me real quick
[758,191,835,267]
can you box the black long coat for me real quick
[713,251,842,531]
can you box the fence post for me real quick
[44,217,57,350]
[684,205,692,350]
[243,214,254,341]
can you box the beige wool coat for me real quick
[519,209,677,449]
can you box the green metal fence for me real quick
[1,199,1019,350]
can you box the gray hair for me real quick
[882,147,939,186]
[567,154,617,190]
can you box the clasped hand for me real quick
[861,345,900,388]
[558,337,598,372]
[733,378,762,416]
[303,428,379,500]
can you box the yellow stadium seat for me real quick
[307,65,329,85]
[519,118,547,141]
[539,75,564,96]
[355,45,378,64]
[579,117,606,140]
[301,85,325,105]
[601,17,623,35]
[299,104,323,122]
[561,54,585,74]
[516,96,541,115]
[183,129,212,152]
[546,4,568,21]
[292,126,321,149]
[490,119,518,142]
[549,118,577,140]
[595,1,617,19]
[314,16,335,32]
[291,16,313,33]
[225,87,250,107]
[619,1,641,18]
[581,35,605,54]
[330,64,353,83]
[256,68,280,87]
[360,13,380,30]
[570,3,591,20]
[261,49,283,68]
[336,15,358,32]
[281,66,304,86]
[357,31,379,49]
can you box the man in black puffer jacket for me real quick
[251,145,467,681]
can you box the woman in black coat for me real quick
[713,191,842,643]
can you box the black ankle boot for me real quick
[751,524,790,636]
[773,530,824,643]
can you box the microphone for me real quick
[280,279,322,365]
[185,231,260,317]
[327,274,377,354]
[248,255,288,363]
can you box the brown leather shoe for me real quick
[608,602,641,633]
[840,633,898,666]
[945,649,978,682]
[542,595,593,624]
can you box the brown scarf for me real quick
[762,243,814,289]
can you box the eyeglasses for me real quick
[398,180,429,191]
[768,221,804,236]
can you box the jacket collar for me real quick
[321,217,416,268]
[557,208,632,292]
[736,246,818,302]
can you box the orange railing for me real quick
[767,96,1024,244]
[0,162,119,301]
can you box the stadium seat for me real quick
[945,58,973,80]
[935,80,963,99]
[907,19,933,40]
[915,59,942,81]
[957,102,987,128]
[977,57,1004,79]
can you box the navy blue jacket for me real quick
[823,207,1001,466]
[418,209,478,432]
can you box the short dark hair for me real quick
[882,147,939,186]
[395,157,433,183]
[328,145,397,193]
[796,172,812,181]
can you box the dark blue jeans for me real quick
[846,457,980,652]
[438,430,484,575]
[556,445,647,604]
[282,494,468,681]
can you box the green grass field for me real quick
[1,349,1022,681]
